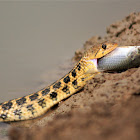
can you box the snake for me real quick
[0,42,139,122]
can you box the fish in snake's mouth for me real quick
[96,46,140,72]
[89,46,140,72]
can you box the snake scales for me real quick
[0,43,118,122]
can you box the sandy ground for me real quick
[6,12,140,140]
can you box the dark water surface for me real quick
[0,0,139,102]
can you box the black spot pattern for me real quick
[72,80,77,85]
[81,78,85,81]
[62,85,70,94]
[27,104,35,115]
[16,97,26,105]
[29,93,39,101]
[50,92,57,99]
[72,80,80,89]
[72,69,76,78]
[42,88,50,96]
[2,101,13,110]
[53,82,61,89]
[77,63,81,71]
[0,114,7,120]
[63,76,70,83]
[38,99,46,108]
[14,109,22,116]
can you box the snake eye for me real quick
[102,44,107,49]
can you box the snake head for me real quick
[83,42,118,59]
[82,42,118,74]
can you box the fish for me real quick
[97,46,140,72]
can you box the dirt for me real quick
[8,12,140,140]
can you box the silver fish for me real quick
[97,46,140,71]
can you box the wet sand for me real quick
[8,12,140,140]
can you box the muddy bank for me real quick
[9,12,140,140]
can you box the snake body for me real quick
[0,43,118,122]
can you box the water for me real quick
[0,0,139,102]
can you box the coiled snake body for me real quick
[0,43,118,122]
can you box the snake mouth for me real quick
[90,50,113,71]
[90,58,105,72]
[89,54,110,72]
